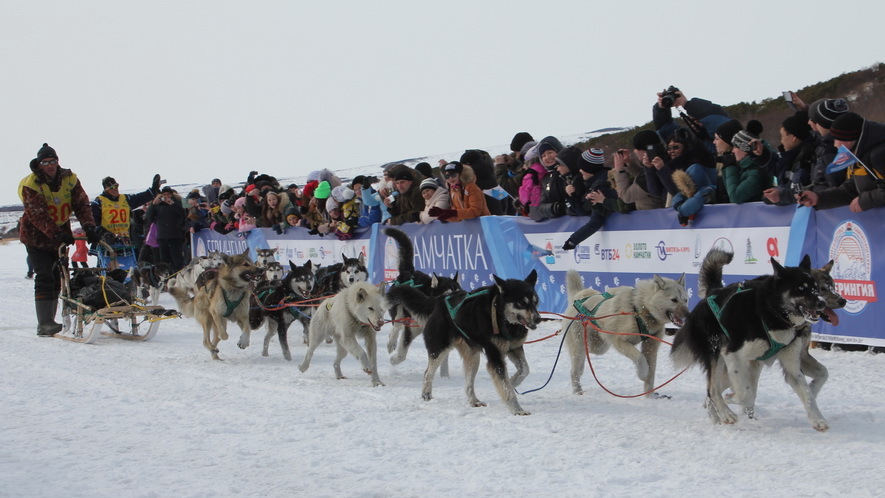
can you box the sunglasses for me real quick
[39,159,58,166]
[107,184,120,189]
[667,145,683,151]
[444,170,458,178]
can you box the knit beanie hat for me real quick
[782,112,811,141]
[102,176,118,189]
[331,185,355,202]
[314,181,332,200]
[419,178,439,191]
[578,148,606,175]
[413,163,432,179]
[233,196,247,209]
[632,130,662,150]
[830,112,864,142]
[510,132,535,153]
[810,98,849,129]
[519,140,538,160]
[394,170,414,182]
[37,143,58,161]
[555,146,582,173]
[538,142,557,157]
[715,119,743,144]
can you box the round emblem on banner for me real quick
[829,220,877,314]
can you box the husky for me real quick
[671,249,830,430]
[167,251,224,298]
[561,270,689,397]
[262,261,286,287]
[127,261,170,305]
[298,281,387,387]
[385,270,542,415]
[382,228,461,373]
[312,253,368,298]
[248,260,315,361]
[169,250,263,360]
[254,247,279,268]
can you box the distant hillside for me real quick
[577,62,885,158]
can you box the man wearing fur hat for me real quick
[18,143,100,335]
[91,173,163,245]
[797,112,885,212]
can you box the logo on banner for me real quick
[384,238,400,281]
[626,242,652,260]
[656,241,691,261]
[573,245,591,264]
[743,238,759,264]
[829,221,877,314]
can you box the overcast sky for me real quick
[3,0,883,206]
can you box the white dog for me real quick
[298,282,386,387]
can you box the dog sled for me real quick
[55,241,179,344]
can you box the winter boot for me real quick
[35,299,63,336]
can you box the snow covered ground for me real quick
[2,239,884,497]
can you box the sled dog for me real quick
[169,250,263,360]
[127,261,170,305]
[249,260,315,361]
[561,270,689,396]
[385,270,541,415]
[313,253,368,298]
[254,247,279,268]
[671,249,830,430]
[382,228,461,372]
[298,282,386,387]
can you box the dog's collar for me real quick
[707,287,788,361]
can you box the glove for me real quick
[83,225,101,245]
[54,231,75,246]
[95,225,116,245]
[152,174,162,193]
[720,152,737,167]
[428,207,457,221]
[272,224,284,235]
[562,239,577,251]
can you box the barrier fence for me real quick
[192,203,882,346]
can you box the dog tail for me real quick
[167,284,195,317]
[385,284,435,323]
[697,247,734,298]
[565,270,584,302]
[383,227,415,275]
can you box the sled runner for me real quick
[55,242,179,344]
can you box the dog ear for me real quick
[357,252,366,266]
[653,274,665,289]
[452,271,459,284]
[525,269,538,287]
[821,259,834,274]
[220,252,231,264]
[677,273,686,287]
[493,274,506,291]
[356,287,367,302]
[799,254,812,270]
[430,274,439,288]
[771,257,786,276]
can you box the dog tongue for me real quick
[823,308,839,326]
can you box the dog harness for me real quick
[573,292,651,338]
[706,285,787,361]
[221,289,247,318]
[445,289,508,340]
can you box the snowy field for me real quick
[1,240,884,497]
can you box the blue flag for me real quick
[826,145,859,174]
[483,186,511,201]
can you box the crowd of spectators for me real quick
[110,88,885,266]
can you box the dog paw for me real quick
[812,419,829,432]
[513,409,531,416]
[298,363,309,373]
[261,351,269,357]
[372,380,385,387]
[422,392,433,401]
[336,375,348,380]
[471,401,487,408]
[283,352,292,361]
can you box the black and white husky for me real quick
[249,260,315,361]
[671,249,830,431]
[386,270,542,415]
[313,253,368,298]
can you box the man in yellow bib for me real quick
[19,143,100,336]
[91,174,162,246]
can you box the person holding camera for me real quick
[385,168,424,225]
[144,186,187,272]
[185,189,213,233]
[762,112,816,205]
[19,143,100,335]
[91,174,163,246]
[651,130,718,225]
[653,86,731,155]
[609,131,664,211]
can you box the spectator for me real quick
[306,181,332,235]
[385,168,423,225]
[530,146,584,221]
[763,112,815,205]
[202,178,222,204]
[185,190,211,233]
[145,187,187,272]
[519,137,563,215]
[797,112,885,212]
[358,176,383,227]
[429,161,489,222]
[610,131,664,210]
[653,87,731,155]
[659,130,718,225]
[459,149,502,215]
[808,98,850,189]
[718,120,775,203]
[562,149,618,250]
[330,185,359,239]
[418,178,450,224]
[19,143,99,335]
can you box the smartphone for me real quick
[783,91,798,111]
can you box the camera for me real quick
[660,86,681,108]
[645,143,667,161]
